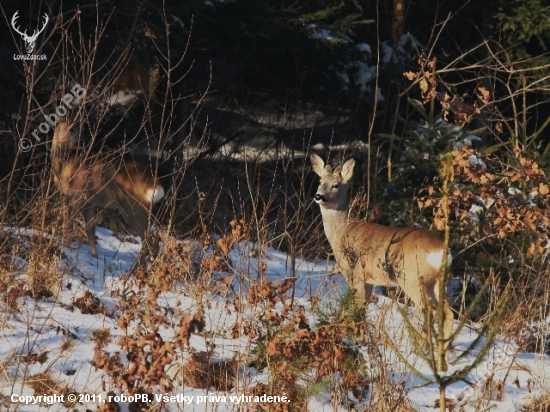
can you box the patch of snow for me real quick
[311,29,333,41]
[356,43,371,53]
[337,70,350,84]
[355,61,375,91]
[469,204,485,225]
[469,154,487,168]
[376,87,385,102]
[170,15,185,29]
[454,134,482,149]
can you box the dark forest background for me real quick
[0,0,550,266]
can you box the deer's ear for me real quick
[310,154,326,177]
[341,159,356,182]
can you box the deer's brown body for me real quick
[311,154,453,346]
[52,121,164,257]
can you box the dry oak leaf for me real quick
[295,329,311,340]
[267,336,281,355]
[477,86,490,104]
[216,237,230,256]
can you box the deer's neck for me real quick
[320,206,350,254]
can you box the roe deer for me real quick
[52,120,165,257]
[310,154,453,348]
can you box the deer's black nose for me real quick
[314,194,325,202]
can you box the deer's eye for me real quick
[332,184,339,189]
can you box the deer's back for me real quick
[113,157,161,204]
[340,220,445,285]
[52,152,138,208]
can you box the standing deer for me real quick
[310,154,453,347]
[52,120,165,257]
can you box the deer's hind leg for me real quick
[83,206,98,257]
[432,280,454,350]
[420,282,454,355]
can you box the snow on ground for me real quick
[1,225,549,411]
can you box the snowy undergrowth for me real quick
[0,225,549,411]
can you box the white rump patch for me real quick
[145,185,165,204]
[427,250,452,269]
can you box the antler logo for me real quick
[11,11,49,54]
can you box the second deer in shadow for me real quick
[52,120,165,257]
[311,154,454,351]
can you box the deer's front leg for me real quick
[363,283,373,304]
[347,271,372,341]
[350,270,371,307]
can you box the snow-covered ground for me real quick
[1,226,548,411]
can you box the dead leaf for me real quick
[477,86,490,104]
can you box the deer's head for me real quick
[311,154,355,210]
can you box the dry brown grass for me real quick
[28,371,78,409]
[178,351,235,391]
[520,394,550,412]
